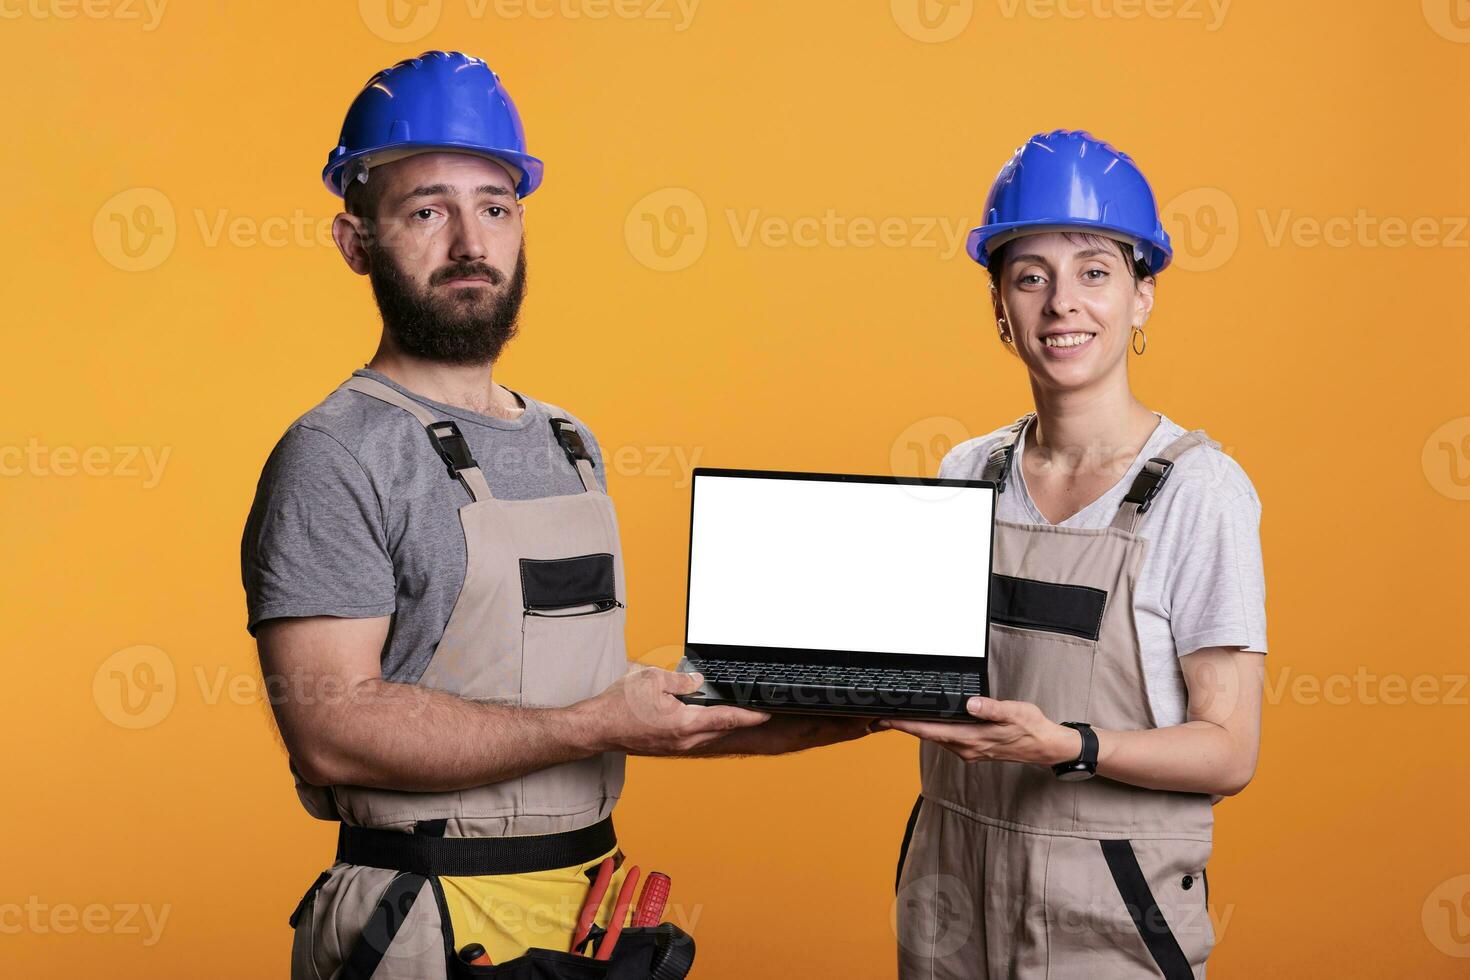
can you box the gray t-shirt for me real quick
[941,414,1267,728]
[240,368,607,683]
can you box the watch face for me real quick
[1056,767,1094,782]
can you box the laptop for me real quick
[675,467,996,721]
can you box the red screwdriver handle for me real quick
[632,872,671,927]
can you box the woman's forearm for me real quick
[1090,719,1257,796]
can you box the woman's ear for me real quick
[1133,275,1156,328]
[989,280,1007,331]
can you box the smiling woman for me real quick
[887,130,1267,980]
[988,229,1152,363]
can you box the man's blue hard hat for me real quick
[966,130,1172,274]
[323,51,543,199]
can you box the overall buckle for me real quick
[1124,457,1174,514]
[549,418,594,469]
[426,420,477,478]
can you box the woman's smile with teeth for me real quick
[1042,332,1095,348]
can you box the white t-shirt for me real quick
[941,414,1268,728]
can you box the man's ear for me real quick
[332,213,373,276]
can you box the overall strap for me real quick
[1110,429,1219,533]
[340,377,495,503]
[539,400,600,494]
[980,413,1034,493]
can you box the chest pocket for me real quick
[990,573,1108,641]
[987,574,1107,718]
[519,554,616,613]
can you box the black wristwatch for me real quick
[1052,722,1098,781]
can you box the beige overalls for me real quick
[897,415,1219,979]
[285,376,634,979]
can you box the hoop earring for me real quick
[1131,325,1147,355]
[997,317,1013,345]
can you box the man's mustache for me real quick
[430,264,506,286]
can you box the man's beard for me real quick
[366,241,527,365]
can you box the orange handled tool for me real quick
[631,872,671,927]
[458,943,494,966]
[594,865,641,961]
[571,856,616,953]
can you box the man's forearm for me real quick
[680,713,871,757]
[292,680,610,792]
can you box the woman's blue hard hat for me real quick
[966,129,1172,274]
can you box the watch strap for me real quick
[1066,721,1098,766]
[1052,721,1098,779]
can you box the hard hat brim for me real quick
[967,219,1171,274]
[323,142,545,199]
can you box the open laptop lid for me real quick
[684,468,996,674]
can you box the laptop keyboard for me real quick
[689,659,983,696]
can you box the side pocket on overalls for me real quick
[1096,838,1214,979]
[288,870,332,980]
[310,866,449,980]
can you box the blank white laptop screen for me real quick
[686,473,995,659]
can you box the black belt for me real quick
[335,817,616,877]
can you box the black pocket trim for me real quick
[989,573,1107,641]
[287,869,331,929]
[341,872,428,980]
[895,794,923,894]
[519,553,616,611]
[1099,839,1192,980]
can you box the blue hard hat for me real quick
[323,51,543,199]
[966,130,1172,274]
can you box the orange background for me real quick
[4,1,1470,976]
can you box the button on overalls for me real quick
[286,376,637,979]
[897,415,1220,980]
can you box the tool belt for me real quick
[450,926,694,980]
[291,818,695,980]
[335,819,619,877]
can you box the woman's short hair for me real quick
[986,230,1152,284]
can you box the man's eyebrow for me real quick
[397,182,516,204]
